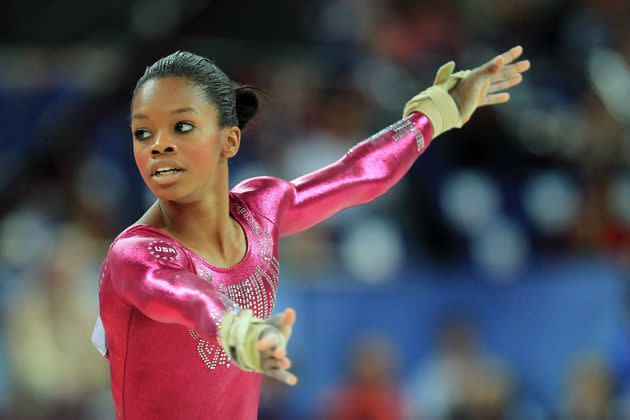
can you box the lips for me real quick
[153,167,183,177]
[149,160,186,184]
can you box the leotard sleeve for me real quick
[233,112,433,237]
[106,233,237,340]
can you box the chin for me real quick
[147,184,183,202]
[152,187,200,204]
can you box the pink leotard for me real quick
[97,113,433,419]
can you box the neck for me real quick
[151,172,241,262]
[159,197,231,249]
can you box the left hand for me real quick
[257,308,298,385]
[450,45,531,124]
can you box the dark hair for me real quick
[133,51,260,130]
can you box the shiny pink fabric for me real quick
[98,113,433,419]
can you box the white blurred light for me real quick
[588,48,630,123]
[608,173,630,226]
[230,162,273,187]
[340,217,403,284]
[441,170,500,236]
[0,209,55,269]
[75,156,126,213]
[353,56,413,112]
[283,133,347,180]
[523,171,580,234]
[471,217,529,280]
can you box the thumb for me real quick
[268,308,296,339]
[282,308,296,327]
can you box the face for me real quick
[131,77,240,203]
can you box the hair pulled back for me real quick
[133,51,260,130]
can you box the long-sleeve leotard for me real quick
[97,111,434,419]
[233,112,433,237]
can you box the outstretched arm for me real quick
[273,46,529,237]
[276,111,434,237]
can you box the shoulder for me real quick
[231,176,294,223]
[107,225,190,268]
[231,176,292,196]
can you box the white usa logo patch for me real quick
[146,239,178,261]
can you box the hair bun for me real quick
[234,87,260,130]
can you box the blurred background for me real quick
[1,0,630,418]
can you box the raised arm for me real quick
[277,112,433,237]
[235,46,530,238]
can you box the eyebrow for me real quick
[132,107,197,120]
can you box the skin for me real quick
[450,45,531,123]
[131,76,297,385]
[127,45,529,387]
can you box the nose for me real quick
[150,133,176,155]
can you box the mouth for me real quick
[150,167,186,184]
[152,167,184,177]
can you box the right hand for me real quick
[257,308,298,385]
[449,46,530,124]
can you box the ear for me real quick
[221,126,241,158]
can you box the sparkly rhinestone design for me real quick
[189,329,231,369]
[347,117,425,154]
[188,201,280,371]
[415,130,425,151]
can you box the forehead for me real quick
[132,76,211,114]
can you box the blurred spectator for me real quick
[406,316,514,420]
[4,223,109,418]
[320,333,404,420]
[0,0,629,417]
[559,353,613,420]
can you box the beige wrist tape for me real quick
[403,61,471,137]
[219,310,282,372]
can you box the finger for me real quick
[499,45,523,66]
[263,356,292,370]
[283,308,296,326]
[265,368,298,386]
[262,357,282,370]
[280,356,291,370]
[488,74,522,93]
[479,55,505,76]
[515,59,531,73]
[262,356,291,371]
[268,308,296,329]
[257,330,283,352]
[272,346,287,359]
[496,60,531,80]
[268,308,296,340]
[480,92,510,107]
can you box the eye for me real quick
[134,128,151,140]
[175,121,195,133]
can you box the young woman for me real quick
[93,47,530,419]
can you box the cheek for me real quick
[182,134,223,169]
[132,143,149,174]
[185,144,214,172]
